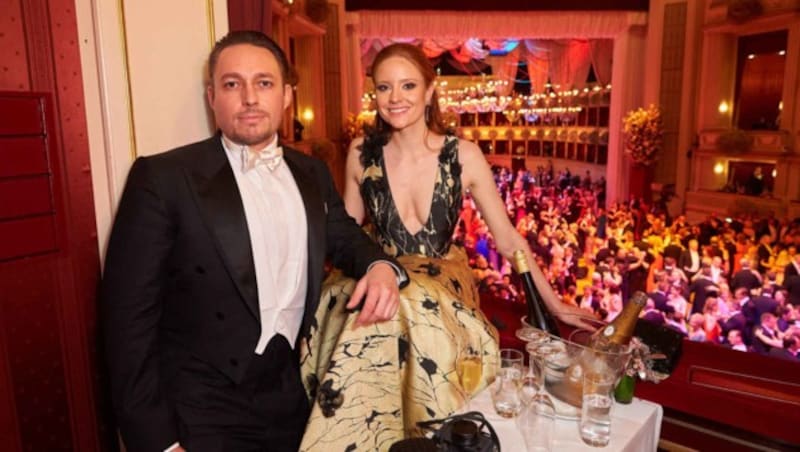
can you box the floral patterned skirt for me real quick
[298,247,499,452]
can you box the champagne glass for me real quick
[517,339,558,451]
[456,336,483,411]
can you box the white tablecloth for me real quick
[466,389,663,451]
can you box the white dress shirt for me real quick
[222,135,308,354]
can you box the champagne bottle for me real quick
[512,250,561,337]
[590,290,648,352]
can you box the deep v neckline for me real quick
[379,139,447,237]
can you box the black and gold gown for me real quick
[298,134,499,452]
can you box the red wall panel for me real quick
[0,0,30,91]
[0,216,58,260]
[0,97,44,135]
[0,138,49,177]
[0,0,104,451]
[1,256,73,452]
[0,177,54,219]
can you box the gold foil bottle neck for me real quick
[512,249,529,273]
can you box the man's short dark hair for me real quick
[207,30,292,85]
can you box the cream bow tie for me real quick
[243,145,283,172]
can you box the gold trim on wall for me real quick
[206,0,216,50]
[117,0,138,160]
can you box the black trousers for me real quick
[174,335,310,452]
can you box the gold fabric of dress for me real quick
[299,135,499,451]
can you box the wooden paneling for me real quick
[636,339,800,445]
[0,216,58,260]
[0,256,72,452]
[0,177,54,220]
[688,366,800,406]
[0,92,68,452]
[0,2,103,452]
[0,138,49,177]
[0,93,57,259]
[0,97,43,135]
[227,0,272,34]
[0,64,101,452]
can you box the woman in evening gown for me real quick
[299,43,592,452]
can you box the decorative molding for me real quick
[688,365,800,406]
[20,0,54,91]
[206,0,216,49]
[704,10,800,34]
[685,190,788,218]
[698,129,791,153]
[116,0,138,159]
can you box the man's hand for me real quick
[346,262,400,326]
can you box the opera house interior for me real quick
[1,0,799,451]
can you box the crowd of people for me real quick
[457,163,800,361]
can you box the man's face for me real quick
[207,44,291,150]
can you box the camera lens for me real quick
[451,419,479,447]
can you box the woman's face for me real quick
[373,56,433,132]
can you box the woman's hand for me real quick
[553,302,599,331]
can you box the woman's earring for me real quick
[425,105,431,123]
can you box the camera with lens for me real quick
[388,412,500,452]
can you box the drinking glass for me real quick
[517,316,551,344]
[492,348,524,417]
[525,340,560,399]
[516,340,559,450]
[491,366,523,418]
[580,371,616,447]
[456,336,483,411]
[516,392,556,452]
[499,348,524,378]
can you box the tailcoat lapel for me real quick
[187,137,259,320]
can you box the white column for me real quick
[75,0,229,259]
[673,1,706,209]
[344,12,364,115]
[607,25,647,206]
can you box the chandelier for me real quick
[435,80,610,126]
[359,80,610,127]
